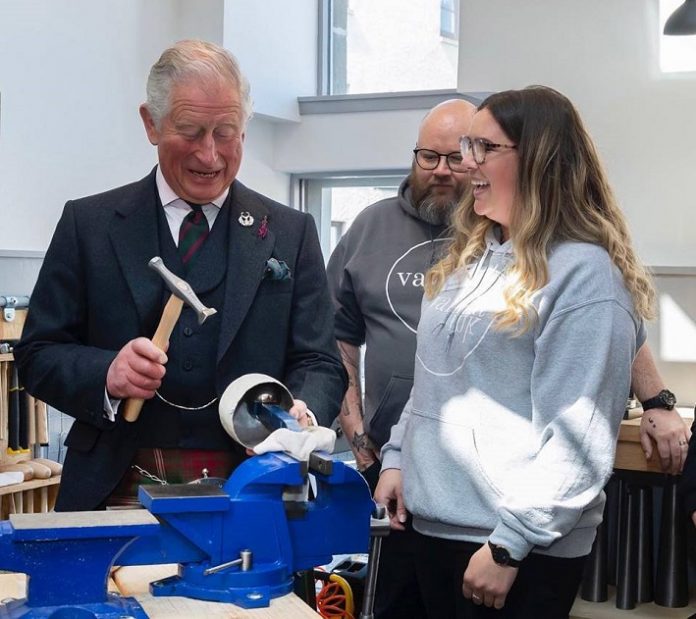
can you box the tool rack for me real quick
[0,309,60,518]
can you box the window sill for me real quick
[298,90,490,115]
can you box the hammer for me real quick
[122,256,217,422]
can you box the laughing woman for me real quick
[375,86,655,619]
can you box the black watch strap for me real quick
[641,389,676,412]
[487,541,522,567]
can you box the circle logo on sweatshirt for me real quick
[385,238,449,333]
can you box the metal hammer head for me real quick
[148,256,217,325]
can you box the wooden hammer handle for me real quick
[123,295,185,423]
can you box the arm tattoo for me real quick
[351,431,372,453]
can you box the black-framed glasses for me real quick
[413,148,466,173]
[459,136,516,165]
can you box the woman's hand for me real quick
[462,544,519,610]
[374,468,407,530]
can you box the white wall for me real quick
[0,0,169,250]
[223,0,316,122]
[274,108,425,173]
[0,0,293,251]
[239,117,291,202]
[456,0,696,267]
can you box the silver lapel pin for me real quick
[238,211,254,227]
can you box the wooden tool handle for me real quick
[35,399,49,445]
[123,295,185,423]
[0,360,7,441]
[27,394,36,448]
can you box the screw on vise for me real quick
[203,549,253,576]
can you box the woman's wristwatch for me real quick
[488,541,522,567]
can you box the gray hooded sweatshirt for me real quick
[382,229,645,560]
[327,179,447,448]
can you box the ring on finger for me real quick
[680,439,688,446]
[472,593,482,603]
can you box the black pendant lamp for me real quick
[664,0,696,35]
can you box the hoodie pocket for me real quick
[368,374,413,448]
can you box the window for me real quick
[440,0,458,39]
[660,0,696,73]
[321,0,459,95]
[295,173,405,260]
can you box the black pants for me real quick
[373,519,427,619]
[412,532,586,619]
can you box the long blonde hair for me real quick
[426,86,655,333]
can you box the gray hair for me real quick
[145,40,253,128]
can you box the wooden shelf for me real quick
[0,476,60,497]
[0,476,60,519]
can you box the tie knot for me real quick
[186,204,205,225]
[185,202,204,212]
[179,203,210,265]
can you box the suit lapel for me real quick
[107,173,275,361]
[108,169,163,333]
[217,181,275,363]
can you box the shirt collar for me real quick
[155,166,229,208]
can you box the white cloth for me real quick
[253,426,336,461]
[0,471,24,487]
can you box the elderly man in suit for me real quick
[14,40,346,511]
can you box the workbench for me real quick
[0,566,320,617]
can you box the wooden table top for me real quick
[0,566,320,618]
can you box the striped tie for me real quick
[178,204,209,266]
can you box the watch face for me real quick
[491,544,510,565]
[662,390,677,408]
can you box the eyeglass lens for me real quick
[415,149,466,172]
[460,137,485,164]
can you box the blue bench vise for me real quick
[0,451,374,618]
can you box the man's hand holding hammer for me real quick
[106,337,168,401]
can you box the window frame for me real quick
[440,0,459,39]
[316,0,463,100]
[292,170,408,260]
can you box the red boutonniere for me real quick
[258,215,269,239]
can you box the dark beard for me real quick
[416,194,456,226]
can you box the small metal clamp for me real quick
[2,296,18,322]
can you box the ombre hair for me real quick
[144,40,253,129]
[425,85,655,333]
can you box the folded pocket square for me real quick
[264,258,292,281]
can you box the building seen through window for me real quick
[440,0,458,39]
[298,175,404,260]
[327,0,459,95]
